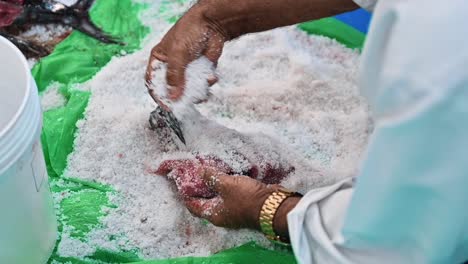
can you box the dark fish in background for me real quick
[0,0,123,57]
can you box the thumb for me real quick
[155,159,187,176]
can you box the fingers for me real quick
[201,167,243,196]
[196,155,233,174]
[204,30,224,66]
[201,167,226,193]
[145,45,167,86]
[184,196,223,220]
[156,157,230,178]
[155,159,187,176]
[204,32,224,88]
[147,32,222,101]
[166,48,197,100]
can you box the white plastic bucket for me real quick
[0,36,57,263]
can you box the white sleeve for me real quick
[287,179,403,264]
[352,0,377,11]
[287,0,468,263]
[287,179,353,264]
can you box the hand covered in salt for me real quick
[146,56,216,119]
[145,3,226,100]
[159,164,294,231]
[148,51,296,200]
[156,152,294,199]
[156,156,234,198]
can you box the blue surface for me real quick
[334,9,372,33]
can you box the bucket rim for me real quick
[0,35,33,139]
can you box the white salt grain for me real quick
[53,1,371,260]
[57,233,96,258]
[20,24,70,43]
[149,56,214,118]
[27,58,37,69]
[57,0,78,6]
[40,83,66,111]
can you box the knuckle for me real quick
[150,46,159,54]
[152,43,165,54]
[151,45,168,62]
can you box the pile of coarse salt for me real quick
[20,24,70,44]
[43,1,372,260]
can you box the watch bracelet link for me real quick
[259,189,294,243]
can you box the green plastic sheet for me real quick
[41,87,89,178]
[32,0,148,91]
[32,1,365,263]
[299,17,366,50]
[134,242,296,264]
[32,0,153,263]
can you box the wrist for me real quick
[272,196,301,239]
[256,187,301,242]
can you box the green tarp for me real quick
[299,18,366,50]
[33,1,365,263]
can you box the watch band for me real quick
[259,187,296,243]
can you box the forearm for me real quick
[197,0,359,39]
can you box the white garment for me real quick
[288,179,404,263]
[288,0,468,263]
[351,0,376,11]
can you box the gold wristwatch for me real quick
[259,187,301,244]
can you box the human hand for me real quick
[157,157,300,235]
[145,3,226,100]
[184,167,277,230]
[145,0,359,100]
[183,167,301,236]
[156,156,233,198]
[156,152,293,198]
[156,156,274,229]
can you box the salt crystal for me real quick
[40,83,66,111]
[149,56,215,118]
[20,24,70,43]
[57,233,96,258]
